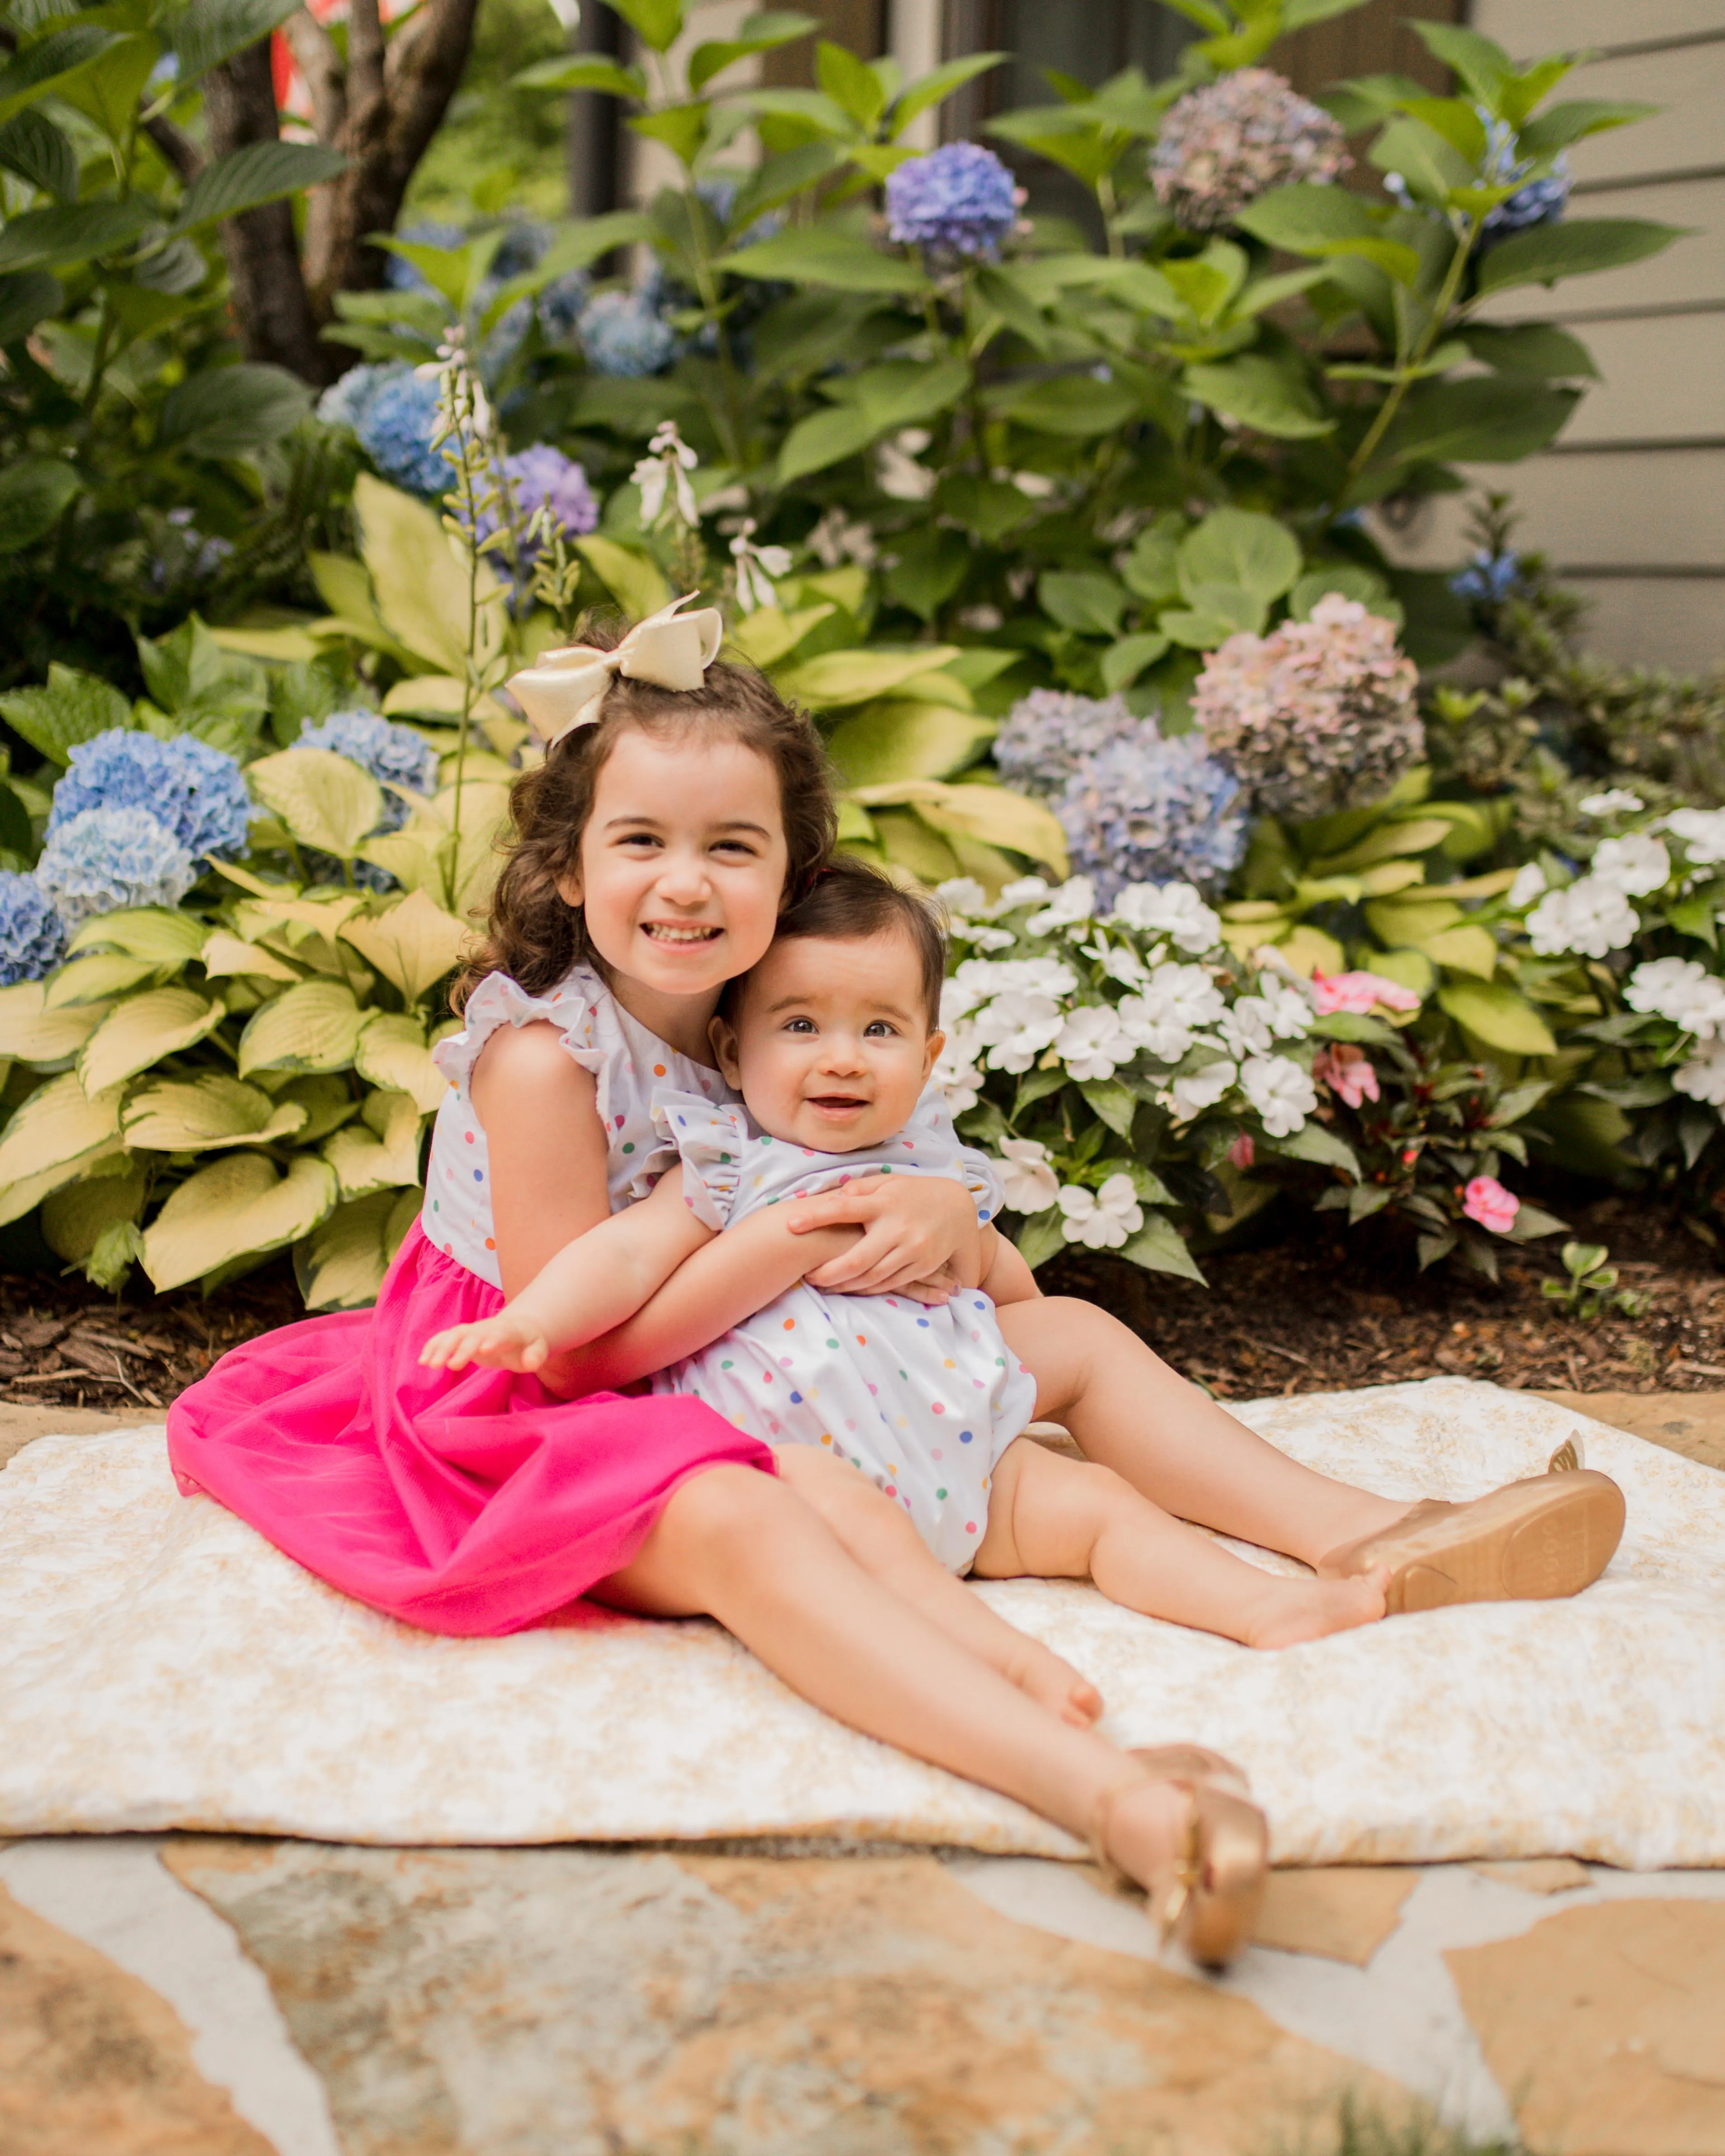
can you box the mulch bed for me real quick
[1,1193,1720,1414]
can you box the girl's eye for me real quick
[712,838,759,857]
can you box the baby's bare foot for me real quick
[1008,1639,1104,1726]
[1241,1565,1389,1650]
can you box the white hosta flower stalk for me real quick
[1058,1173,1144,1250]
[998,1138,1060,1214]
[729,519,793,614]
[1240,1053,1317,1138]
[1590,833,1670,898]
[1525,877,1638,959]
[1109,881,1221,954]
[631,419,699,527]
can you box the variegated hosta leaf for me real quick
[322,1088,423,1199]
[237,980,364,1077]
[44,953,162,1008]
[0,1072,123,1226]
[247,748,383,861]
[340,888,471,1007]
[67,908,208,965]
[850,779,1068,878]
[355,1011,445,1114]
[41,1160,149,1264]
[199,929,303,984]
[142,1152,340,1293]
[77,988,226,1099]
[231,891,366,941]
[0,981,110,1064]
[273,1073,363,1143]
[123,1073,310,1152]
[355,473,509,680]
[294,1184,419,1311]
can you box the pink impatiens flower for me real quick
[1462,1176,1520,1235]
[1228,1131,1256,1169]
[1312,969,1421,1017]
[1312,1042,1380,1109]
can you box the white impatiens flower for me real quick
[972,989,1063,1072]
[1170,1058,1237,1119]
[1058,1173,1144,1250]
[1117,962,1229,1062]
[1624,956,1725,1040]
[1259,977,1314,1038]
[1110,881,1221,954]
[1240,1053,1317,1137]
[1674,1045,1725,1108]
[997,1138,1060,1214]
[1664,808,1725,866]
[1219,995,1276,1060]
[935,877,989,918]
[1056,1003,1135,1081]
[1026,875,1098,934]
[1525,877,1638,959]
[1591,832,1671,897]
[1508,861,1547,910]
[997,875,1051,909]
[932,1023,985,1112]
[1579,790,1644,818]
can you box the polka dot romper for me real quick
[425,964,724,1288]
[647,1085,1036,1574]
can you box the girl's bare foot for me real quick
[1238,1565,1389,1650]
[1004,1637,1104,1726]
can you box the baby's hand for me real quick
[419,1310,551,1373]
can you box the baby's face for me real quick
[711,930,943,1152]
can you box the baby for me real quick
[424,862,1624,1664]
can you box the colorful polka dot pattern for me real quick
[647,1081,1032,1575]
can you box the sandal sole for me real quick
[1382,1473,1625,1614]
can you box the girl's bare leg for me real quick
[999,1298,1409,1568]
[593,1465,1196,1894]
[773,1445,1102,1725]
[973,1438,1387,1647]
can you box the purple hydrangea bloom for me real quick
[1450,549,1522,604]
[353,370,447,497]
[1051,729,1248,906]
[1152,70,1349,232]
[886,143,1019,264]
[578,288,677,378]
[487,445,599,549]
[994,689,1144,799]
[48,729,254,862]
[36,807,196,927]
[0,872,67,984]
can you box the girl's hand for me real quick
[420,1310,552,1373]
[786,1173,980,1299]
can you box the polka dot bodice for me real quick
[648,1085,1031,1574]
[423,965,729,1288]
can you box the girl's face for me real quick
[558,728,788,1019]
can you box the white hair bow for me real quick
[505,593,724,747]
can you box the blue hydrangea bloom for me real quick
[1053,729,1248,907]
[994,689,1144,799]
[578,288,678,378]
[0,873,67,985]
[537,269,591,347]
[885,143,1019,263]
[1479,117,1570,242]
[1450,550,1522,604]
[36,807,196,927]
[384,221,466,292]
[354,370,448,497]
[48,729,254,863]
[298,711,439,836]
[316,361,406,437]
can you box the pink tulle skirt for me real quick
[165,1222,775,1636]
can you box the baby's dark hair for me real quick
[456,614,836,1008]
[735,855,947,1030]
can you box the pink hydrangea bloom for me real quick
[1462,1176,1520,1235]
[1312,969,1421,1016]
[1312,1042,1380,1109]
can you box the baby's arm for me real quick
[540,1210,865,1397]
[420,1169,715,1373]
[979,1227,1044,1308]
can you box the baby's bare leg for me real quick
[972,1438,1386,1648]
[997,1298,1406,1568]
[774,1446,1102,1725]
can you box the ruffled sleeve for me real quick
[434,970,608,1108]
[650,1089,751,1232]
[908,1086,1004,1225]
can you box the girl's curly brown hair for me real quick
[456,620,836,1009]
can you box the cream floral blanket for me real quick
[1,1378,1719,1867]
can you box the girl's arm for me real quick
[542,1210,865,1397]
[421,1170,714,1373]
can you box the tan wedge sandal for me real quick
[1318,1453,1624,1615]
[1090,1753,1268,1970]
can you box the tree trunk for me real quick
[204,38,335,384]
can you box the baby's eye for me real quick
[783,1017,817,1034]
[864,1020,898,1038]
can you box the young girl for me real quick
[167,605,1272,1969]
[424,859,1626,1651]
